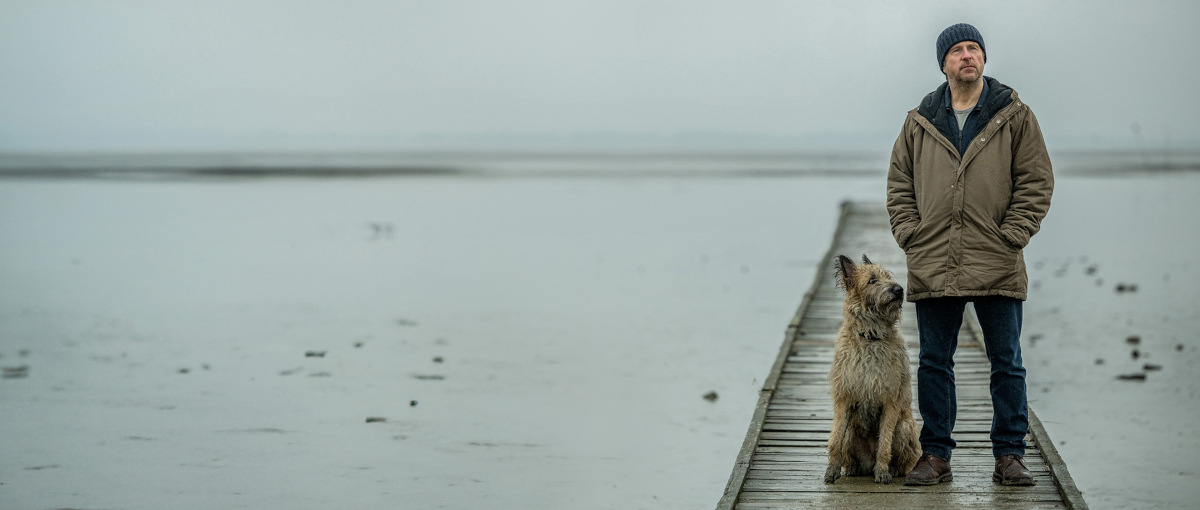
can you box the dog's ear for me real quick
[834,254,856,290]
[861,254,873,266]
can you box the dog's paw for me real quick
[874,468,893,484]
[823,466,840,484]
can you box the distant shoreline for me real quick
[1,150,1197,179]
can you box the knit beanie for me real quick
[936,23,986,71]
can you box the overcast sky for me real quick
[1,0,1197,152]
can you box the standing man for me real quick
[887,23,1053,486]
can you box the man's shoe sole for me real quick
[904,473,952,486]
[993,473,1036,486]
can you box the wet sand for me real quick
[1019,174,1200,509]
[0,172,1197,509]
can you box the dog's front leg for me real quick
[873,401,902,483]
[824,405,851,484]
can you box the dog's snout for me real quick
[891,285,904,297]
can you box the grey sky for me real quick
[2,0,1197,151]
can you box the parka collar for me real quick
[917,76,1014,152]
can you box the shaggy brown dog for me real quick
[823,254,922,484]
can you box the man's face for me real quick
[942,40,984,83]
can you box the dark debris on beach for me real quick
[2,365,30,379]
[1115,283,1139,294]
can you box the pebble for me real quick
[703,391,719,402]
[2,365,30,379]
[304,351,326,358]
[1116,373,1146,381]
[366,417,387,423]
[1126,336,1141,345]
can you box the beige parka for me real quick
[887,77,1053,302]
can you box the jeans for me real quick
[915,296,1028,461]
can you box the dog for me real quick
[823,254,922,484]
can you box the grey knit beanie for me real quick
[936,23,986,70]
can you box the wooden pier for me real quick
[718,202,1087,510]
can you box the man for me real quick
[886,23,1053,486]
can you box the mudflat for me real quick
[0,172,1196,509]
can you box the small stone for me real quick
[354,342,364,348]
[1131,349,1140,359]
[1126,336,1141,345]
[1177,344,1185,352]
[410,400,418,407]
[1094,358,1104,365]
[432,356,444,363]
[304,351,326,358]
[1116,373,1146,381]
[178,368,190,374]
[2,365,30,379]
[1143,364,1163,371]
[703,391,719,402]
[366,417,387,423]
[413,374,444,380]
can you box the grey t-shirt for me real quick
[954,107,971,132]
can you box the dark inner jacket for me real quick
[920,77,1012,157]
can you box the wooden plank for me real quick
[737,490,1066,502]
[734,492,1068,510]
[740,477,1060,493]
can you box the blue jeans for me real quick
[915,296,1028,461]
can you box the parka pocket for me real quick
[962,218,1023,290]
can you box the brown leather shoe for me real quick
[994,454,1036,486]
[904,453,952,486]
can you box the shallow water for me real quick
[0,172,1196,509]
[0,176,880,509]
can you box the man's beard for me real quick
[949,67,982,88]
